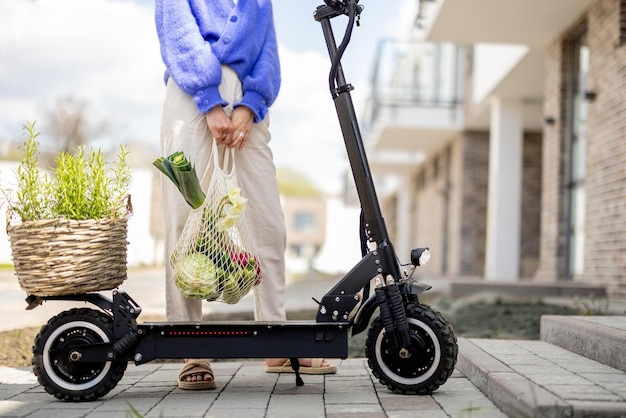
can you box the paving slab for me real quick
[0,358,508,418]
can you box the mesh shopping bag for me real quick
[170,142,261,304]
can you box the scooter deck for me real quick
[132,320,351,364]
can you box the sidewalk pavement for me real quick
[0,359,508,418]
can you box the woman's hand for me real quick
[229,106,254,150]
[206,105,233,146]
[206,105,254,150]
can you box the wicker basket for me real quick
[6,195,132,296]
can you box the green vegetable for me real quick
[153,151,205,208]
[240,266,256,292]
[221,274,240,304]
[221,266,256,305]
[174,253,223,300]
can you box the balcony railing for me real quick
[362,39,465,139]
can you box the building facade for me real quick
[364,0,625,299]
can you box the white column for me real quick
[395,178,412,260]
[485,98,523,281]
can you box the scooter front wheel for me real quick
[32,307,127,401]
[365,303,457,394]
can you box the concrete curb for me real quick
[541,315,626,372]
[457,338,572,418]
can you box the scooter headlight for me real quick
[410,247,430,267]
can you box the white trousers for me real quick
[160,67,286,322]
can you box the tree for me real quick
[276,167,321,197]
[43,96,108,153]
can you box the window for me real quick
[566,31,588,278]
[293,212,315,232]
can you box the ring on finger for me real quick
[238,132,245,138]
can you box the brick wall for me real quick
[521,132,543,278]
[540,33,573,282]
[458,131,489,277]
[446,139,463,276]
[413,151,448,275]
[582,0,626,289]
[407,129,542,279]
[541,0,626,292]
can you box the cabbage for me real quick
[174,253,222,299]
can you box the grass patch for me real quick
[441,298,580,339]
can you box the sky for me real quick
[0,0,416,195]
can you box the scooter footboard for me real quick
[132,320,351,364]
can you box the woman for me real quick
[155,0,336,390]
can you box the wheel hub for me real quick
[381,327,436,378]
[49,327,107,384]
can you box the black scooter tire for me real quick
[32,307,127,402]
[365,303,458,395]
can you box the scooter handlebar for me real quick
[324,0,344,9]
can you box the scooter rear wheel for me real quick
[365,303,457,394]
[32,307,127,401]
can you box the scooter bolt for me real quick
[69,351,82,361]
[335,297,340,302]
[107,352,114,359]
[137,329,143,335]
[134,353,143,362]
[399,348,411,359]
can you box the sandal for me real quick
[178,359,216,390]
[265,358,337,375]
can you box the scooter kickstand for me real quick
[290,357,304,386]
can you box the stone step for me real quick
[540,315,626,372]
[456,338,626,418]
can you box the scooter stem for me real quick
[315,3,397,268]
[314,1,411,350]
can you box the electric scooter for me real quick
[24,0,458,402]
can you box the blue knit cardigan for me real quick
[155,0,281,122]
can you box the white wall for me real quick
[312,197,362,275]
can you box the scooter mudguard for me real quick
[351,280,431,336]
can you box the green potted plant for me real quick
[5,122,132,296]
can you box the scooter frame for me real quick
[26,0,457,401]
